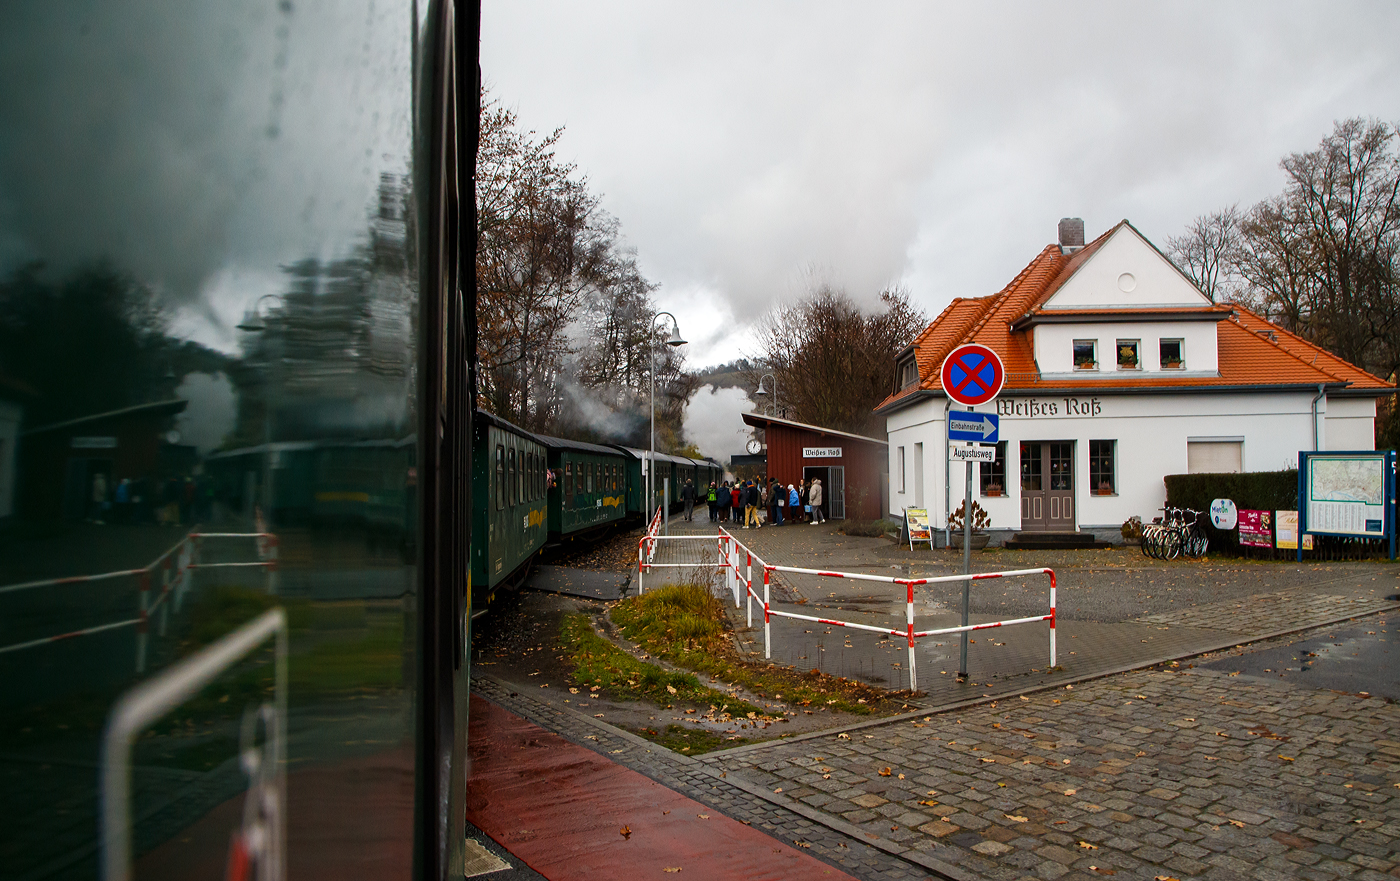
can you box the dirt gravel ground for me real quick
[470,582,904,749]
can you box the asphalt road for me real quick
[1199,614,1399,701]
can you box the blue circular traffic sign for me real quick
[939,344,1005,407]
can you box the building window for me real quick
[495,444,505,510]
[1116,339,1140,370]
[1072,339,1097,370]
[1089,440,1116,494]
[898,446,906,493]
[898,358,919,389]
[1160,338,1184,369]
[980,442,1007,497]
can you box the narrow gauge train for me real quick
[206,410,723,613]
[465,411,724,611]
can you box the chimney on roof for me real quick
[1058,217,1085,254]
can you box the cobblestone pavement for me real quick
[704,656,1400,881]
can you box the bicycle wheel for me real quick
[1163,528,1183,560]
[1186,528,1209,558]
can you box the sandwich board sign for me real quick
[904,507,933,550]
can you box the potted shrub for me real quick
[983,481,1003,497]
[947,499,991,550]
[1093,480,1113,496]
[1121,515,1143,546]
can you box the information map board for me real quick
[1297,450,1396,561]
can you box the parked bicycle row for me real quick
[1141,506,1208,559]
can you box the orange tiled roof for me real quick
[875,223,1394,412]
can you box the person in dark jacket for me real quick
[680,479,695,521]
[706,482,718,522]
[717,482,731,522]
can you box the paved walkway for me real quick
[471,520,1400,879]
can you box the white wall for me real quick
[0,400,20,519]
[1035,320,1219,375]
[1325,396,1378,451]
[1042,225,1211,310]
[887,389,1361,532]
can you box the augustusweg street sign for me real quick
[948,411,998,443]
[940,343,1005,408]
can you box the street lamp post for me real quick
[237,294,284,530]
[755,373,779,418]
[649,312,686,530]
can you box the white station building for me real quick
[876,218,1394,544]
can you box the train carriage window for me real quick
[495,445,505,510]
[518,449,525,504]
[575,460,583,495]
[586,462,593,493]
[525,451,533,500]
[507,448,517,507]
[565,462,573,505]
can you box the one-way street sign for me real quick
[948,411,999,443]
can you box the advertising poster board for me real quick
[905,507,933,550]
[1238,509,1272,547]
[1275,510,1299,550]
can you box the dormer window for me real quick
[1116,339,1140,370]
[898,357,919,389]
[1072,340,1097,371]
[1160,339,1184,369]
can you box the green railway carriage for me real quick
[611,446,699,517]
[471,411,549,606]
[535,436,627,539]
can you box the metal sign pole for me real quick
[959,453,972,679]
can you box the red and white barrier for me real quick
[705,526,1054,691]
[0,530,279,672]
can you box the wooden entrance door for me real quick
[1019,441,1075,531]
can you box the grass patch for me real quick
[559,613,763,716]
[631,724,738,755]
[610,583,895,714]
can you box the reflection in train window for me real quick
[517,449,525,504]
[507,448,516,507]
[565,462,573,504]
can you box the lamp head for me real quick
[666,326,686,347]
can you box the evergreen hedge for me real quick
[1163,469,1298,554]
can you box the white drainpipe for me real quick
[1310,384,1326,451]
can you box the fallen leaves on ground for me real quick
[1005,814,1028,823]
[619,825,631,839]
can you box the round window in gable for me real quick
[1117,272,1137,293]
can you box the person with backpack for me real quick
[706,482,718,522]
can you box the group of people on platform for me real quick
[679,476,825,527]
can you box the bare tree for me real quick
[1166,205,1244,303]
[752,286,926,437]
[1170,118,1400,447]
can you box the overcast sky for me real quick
[481,1,1400,370]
